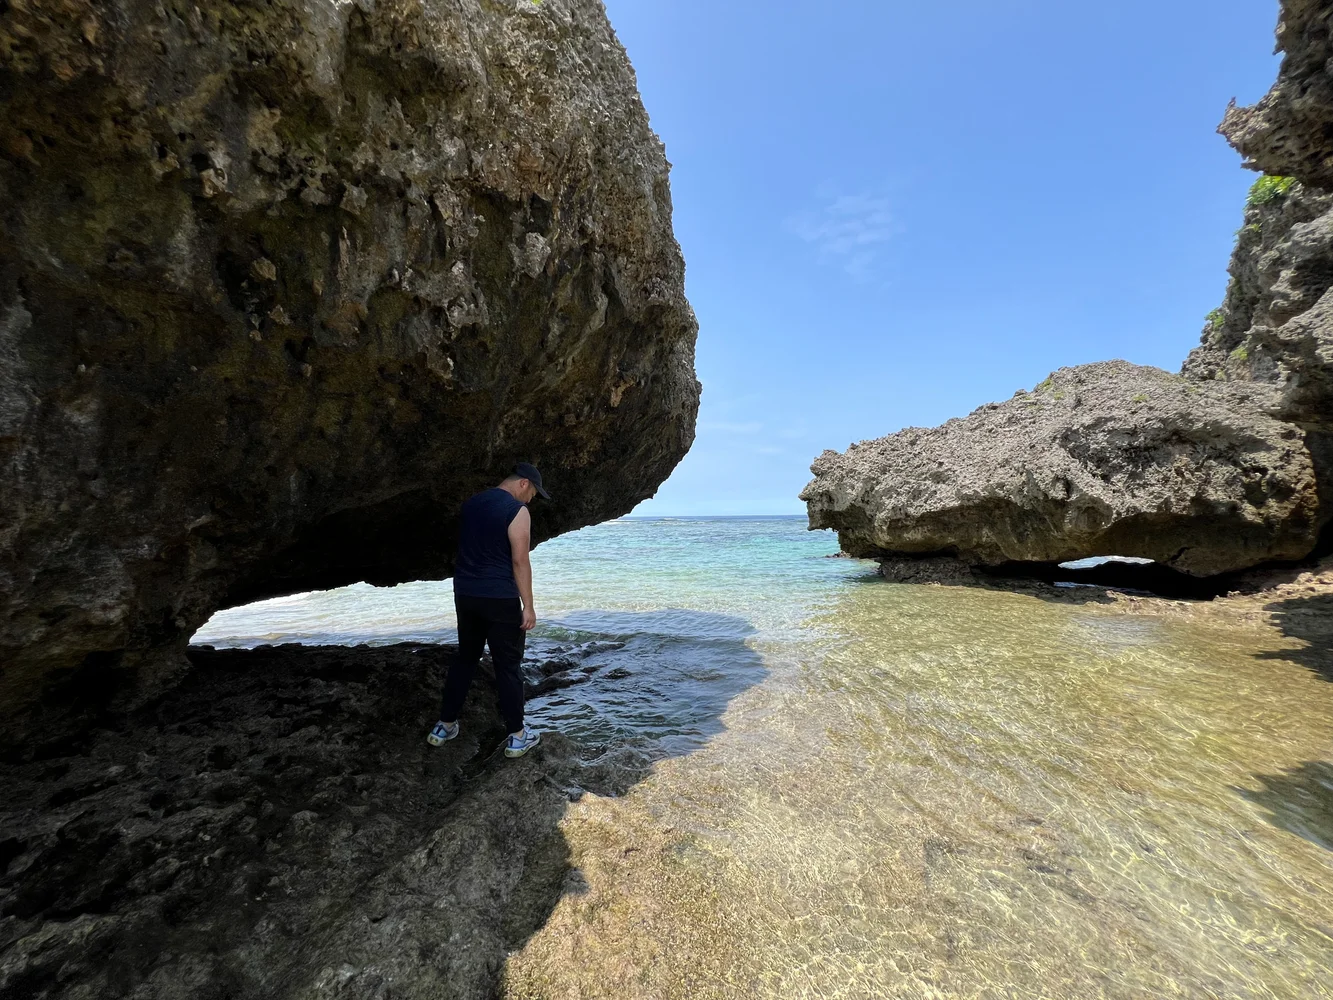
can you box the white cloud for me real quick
[785,191,899,279]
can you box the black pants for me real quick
[440,594,526,734]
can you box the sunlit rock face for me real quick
[0,0,699,726]
[801,362,1321,577]
[805,0,1333,578]
[1219,0,1333,190]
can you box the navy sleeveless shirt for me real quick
[453,488,524,599]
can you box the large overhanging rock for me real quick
[801,362,1321,577]
[0,0,699,721]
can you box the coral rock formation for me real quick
[1182,180,1333,511]
[0,0,699,724]
[805,0,1333,578]
[802,362,1320,576]
[1219,0,1333,189]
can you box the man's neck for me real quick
[497,481,523,501]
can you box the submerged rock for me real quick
[803,362,1320,576]
[805,0,1333,579]
[0,0,699,724]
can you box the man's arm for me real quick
[508,506,536,630]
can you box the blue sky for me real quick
[608,0,1283,516]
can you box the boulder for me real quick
[805,0,1333,579]
[0,0,699,722]
[802,362,1321,576]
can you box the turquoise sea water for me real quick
[195,516,1333,998]
[193,516,853,756]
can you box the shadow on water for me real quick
[525,609,766,761]
[0,613,767,1000]
[1236,761,1333,852]
[1238,594,1333,851]
[1255,593,1333,683]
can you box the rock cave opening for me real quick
[985,556,1248,600]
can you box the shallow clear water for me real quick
[194,516,850,758]
[195,517,1333,998]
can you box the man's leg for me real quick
[440,595,487,723]
[484,598,527,735]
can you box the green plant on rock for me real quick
[1130,393,1148,403]
[1205,308,1225,330]
[1230,344,1250,361]
[1248,175,1295,207]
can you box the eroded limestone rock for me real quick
[1219,0,1333,189]
[1182,180,1333,512]
[0,0,699,722]
[805,0,1333,579]
[802,362,1321,577]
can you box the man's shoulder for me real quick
[463,487,500,507]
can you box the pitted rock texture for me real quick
[806,0,1333,580]
[1181,179,1333,517]
[1183,182,1333,399]
[1219,0,1333,189]
[0,0,699,722]
[801,362,1321,577]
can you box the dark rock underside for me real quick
[0,0,699,732]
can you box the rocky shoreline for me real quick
[0,642,648,1000]
[803,0,1333,589]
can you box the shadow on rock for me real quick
[1256,593,1333,682]
[0,631,764,999]
[1236,760,1333,852]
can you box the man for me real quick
[427,463,550,758]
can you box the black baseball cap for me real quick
[514,462,551,499]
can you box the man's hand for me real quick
[509,506,537,632]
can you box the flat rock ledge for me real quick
[802,361,1322,578]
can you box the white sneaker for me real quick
[504,727,541,758]
[427,720,459,746]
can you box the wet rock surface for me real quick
[0,642,647,1000]
[802,362,1320,576]
[0,0,699,725]
[805,0,1333,580]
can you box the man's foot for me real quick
[504,727,541,758]
[427,720,459,746]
